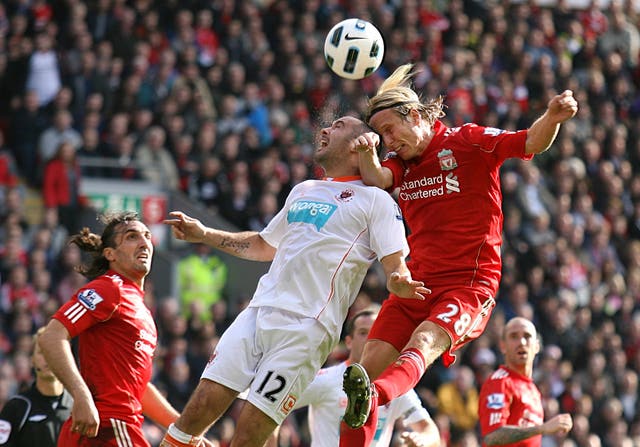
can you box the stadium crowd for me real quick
[1,0,640,445]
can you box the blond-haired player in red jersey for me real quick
[339,64,578,446]
[478,317,572,446]
[39,212,213,447]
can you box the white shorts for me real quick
[201,306,334,424]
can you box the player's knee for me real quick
[410,322,450,353]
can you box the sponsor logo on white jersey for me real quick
[287,200,337,230]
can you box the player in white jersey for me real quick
[160,116,430,447]
[268,308,441,447]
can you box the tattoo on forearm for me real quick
[488,427,539,445]
[219,237,250,254]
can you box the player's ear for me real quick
[409,108,421,125]
[103,247,115,262]
[344,335,353,351]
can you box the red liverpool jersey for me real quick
[53,270,157,426]
[478,366,544,447]
[382,121,531,295]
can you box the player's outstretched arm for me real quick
[483,413,573,446]
[142,383,180,430]
[164,211,276,262]
[525,90,578,155]
[380,251,430,300]
[540,413,573,436]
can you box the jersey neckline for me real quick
[322,175,362,182]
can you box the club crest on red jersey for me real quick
[336,188,354,202]
[437,149,457,171]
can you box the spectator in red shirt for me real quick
[0,264,39,315]
[0,130,18,190]
[478,317,573,446]
[42,141,88,233]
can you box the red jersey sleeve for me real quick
[458,123,532,164]
[381,152,406,191]
[479,371,512,436]
[52,276,122,337]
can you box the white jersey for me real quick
[253,177,408,342]
[295,361,431,447]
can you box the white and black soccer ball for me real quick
[323,18,384,80]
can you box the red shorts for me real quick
[58,417,150,447]
[368,285,496,367]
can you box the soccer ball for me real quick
[323,18,384,80]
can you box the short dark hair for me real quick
[344,306,380,337]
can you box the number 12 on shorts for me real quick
[255,370,287,402]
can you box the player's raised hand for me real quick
[354,131,380,153]
[164,211,208,243]
[400,430,436,447]
[542,413,573,436]
[547,90,578,123]
[388,272,430,300]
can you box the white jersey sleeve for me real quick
[367,188,409,261]
[259,192,293,249]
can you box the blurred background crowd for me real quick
[1,0,640,445]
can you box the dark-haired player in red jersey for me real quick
[478,317,572,446]
[339,64,578,446]
[39,212,212,447]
